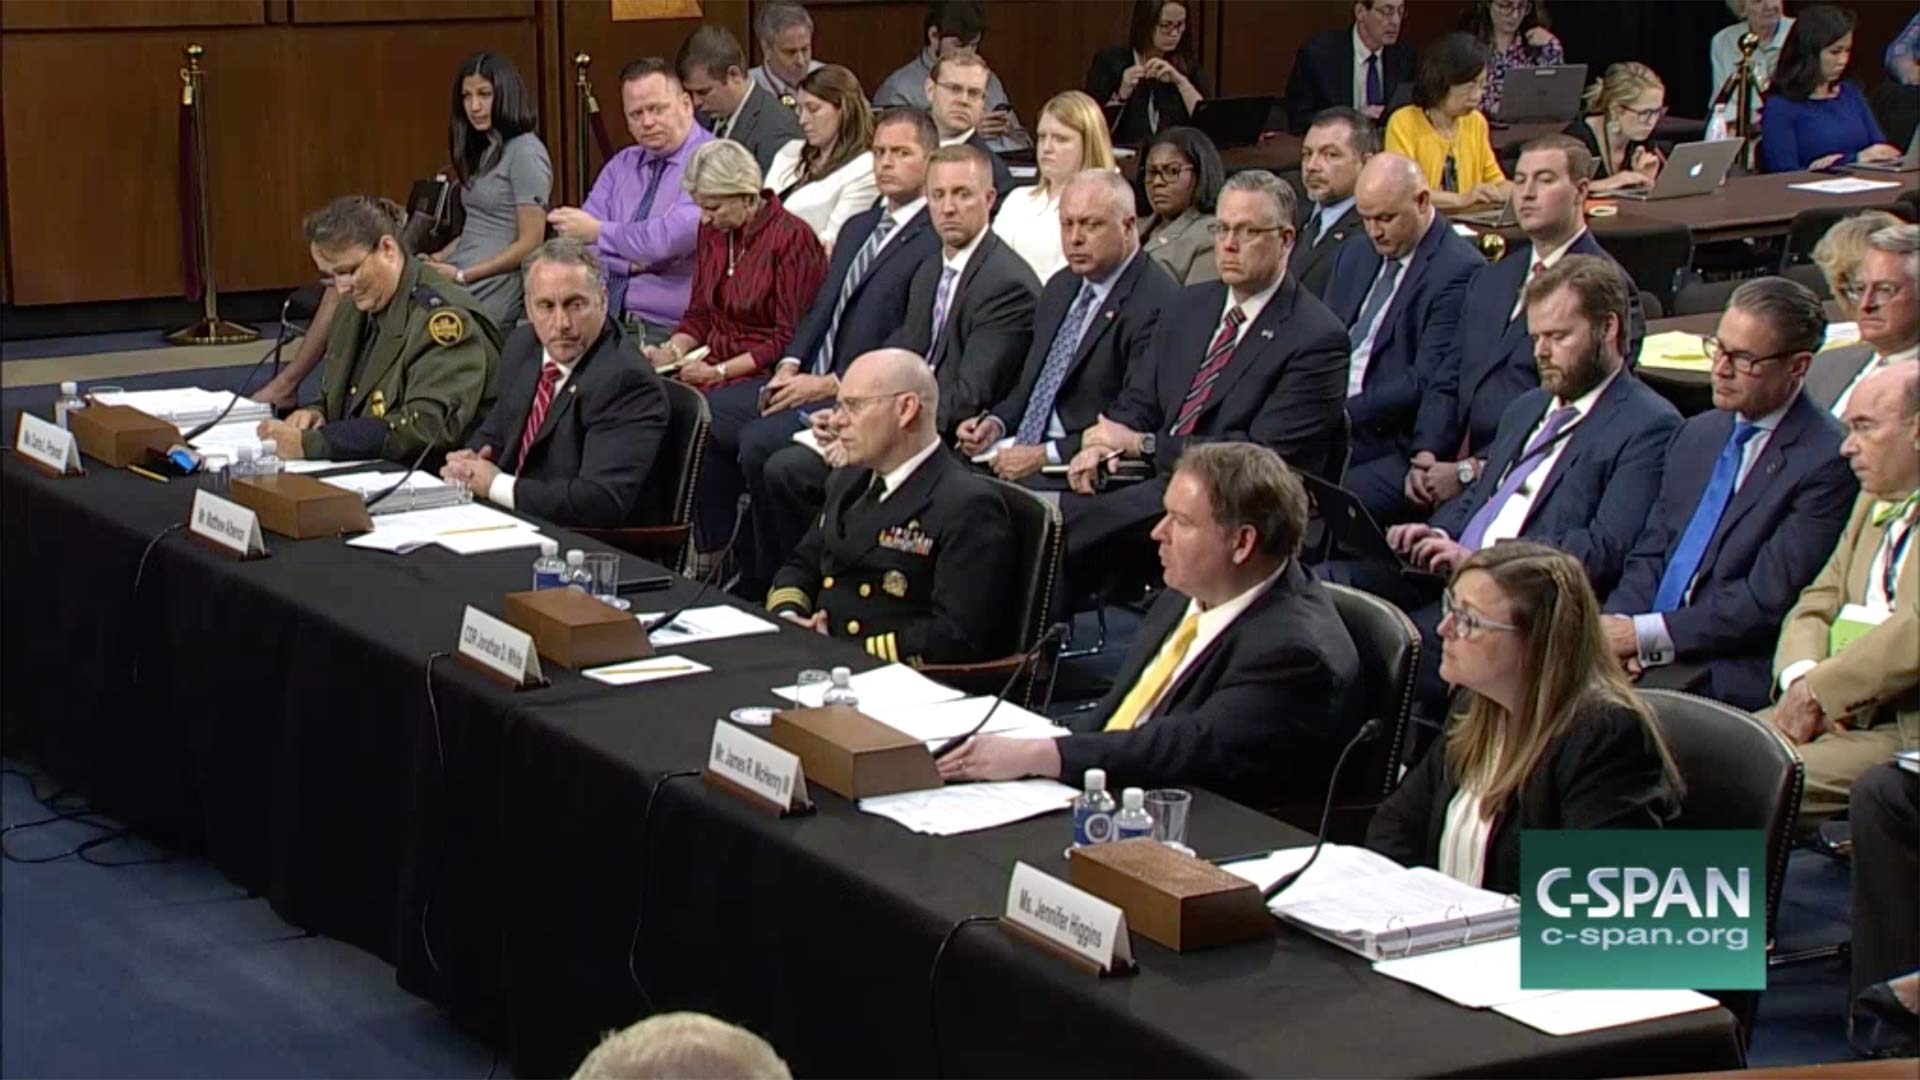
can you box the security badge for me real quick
[877,521,933,556]
[427,309,465,347]
[882,569,908,598]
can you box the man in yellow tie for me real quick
[937,442,1362,807]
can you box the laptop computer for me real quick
[1454,199,1519,228]
[1300,474,1444,583]
[1494,64,1588,124]
[1610,138,1745,201]
[1845,127,1920,173]
[1188,96,1276,150]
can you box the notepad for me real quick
[582,655,713,686]
[1373,938,1720,1035]
[638,605,781,647]
[770,662,965,710]
[859,778,1076,836]
[1636,331,1712,372]
[1787,176,1902,195]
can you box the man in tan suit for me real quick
[1773,363,1920,825]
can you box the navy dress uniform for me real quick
[302,258,504,462]
[767,449,1017,665]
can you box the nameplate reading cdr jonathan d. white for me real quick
[189,489,266,558]
[15,413,80,476]
[457,605,545,688]
[1003,861,1136,974]
[704,719,812,816]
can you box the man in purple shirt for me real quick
[549,57,712,344]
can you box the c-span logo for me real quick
[1521,830,1765,990]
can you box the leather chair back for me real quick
[982,474,1064,655]
[1594,221,1693,315]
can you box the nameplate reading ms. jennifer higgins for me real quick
[457,605,545,687]
[15,412,79,475]
[189,489,265,557]
[707,720,810,814]
[1004,861,1136,973]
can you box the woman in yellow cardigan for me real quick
[1384,32,1510,213]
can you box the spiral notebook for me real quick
[1222,844,1519,961]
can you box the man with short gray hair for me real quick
[442,238,669,527]
[750,2,824,109]
[573,1010,791,1080]
[1810,222,1920,415]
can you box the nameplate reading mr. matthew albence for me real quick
[457,605,544,688]
[15,413,79,476]
[706,719,811,815]
[189,489,265,558]
[1004,860,1135,974]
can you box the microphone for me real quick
[642,496,750,635]
[364,402,462,512]
[1262,717,1383,901]
[180,286,322,443]
[931,621,1070,760]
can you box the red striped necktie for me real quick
[1171,305,1245,436]
[516,361,564,468]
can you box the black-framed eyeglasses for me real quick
[1439,590,1521,640]
[1207,223,1284,242]
[1144,163,1193,183]
[1702,335,1797,375]
[1619,103,1668,122]
[933,79,987,103]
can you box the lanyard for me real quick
[1883,515,1915,605]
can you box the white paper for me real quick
[321,469,459,497]
[788,426,830,460]
[1277,865,1515,933]
[860,694,1058,743]
[770,662,965,709]
[92,387,272,427]
[1372,937,1555,1009]
[285,459,375,474]
[1219,842,1406,895]
[583,654,714,686]
[188,419,269,458]
[860,778,1077,836]
[1493,989,1719,1036]
[1785,177,1901,195]
[639,604,781,647]
[344,503,543,555]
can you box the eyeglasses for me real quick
[1618,103,1668,122]
[1702,335,1796,375]
[1144,163,1193,183]
[1207,223,1285,242]
[1439,590,1521,640]
[933,80,987,103]
[832,392,909,414]
[1841,281,1908,305]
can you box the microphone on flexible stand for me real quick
[1262,717,1384,901]
[643,496,750,635]
[364,402,462,512]
[179,286,321,443]
[931,621,1071,760]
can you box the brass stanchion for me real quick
[576,53,593,206]
[1734,33,1760,173]
[170,43,258,346]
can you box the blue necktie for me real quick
[1365,53,1383,108]
[1653,419,1761,612]
[814,211,897,375]
[1348,258,1403,352]
[1015,285,1100,444]
[927,264,960,366]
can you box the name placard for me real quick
[15,413,79,476]
[457,605,545,687]
[189,489,266,558]
[704,719,811,816]
[1003,860,1135,974]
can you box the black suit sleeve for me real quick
[1365,735,1446,870]
[1105,310,1175,436]
[511,367,669,528]
[1234,318,1350,473]
[1085,47,1126,106]
[768,478,836,617]
[783,220,866,365]
[886,259,937,355]
[1548,700,1678,831]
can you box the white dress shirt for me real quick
[1348,251,1411,398]
[1351,26,1383,111]
[1509,230,1587,321]
[1476,367,1619,547]
[1308,195,1355,246]
[1832,345,1920,417]
[1218,277,1281,348]
[1133,563,1287,726]
[765,143,879,248]
[1437,734,1504,887]
[486,348,574,510]
[991,183,1066,281]
[876,436,943,502]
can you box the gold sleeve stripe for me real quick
[884,633,899,663]
[766,587,812,614]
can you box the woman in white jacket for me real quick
[990,90,1118,281]
[763,64,877,254]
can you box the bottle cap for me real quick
[60,381,78,395]
[236,444,256,461]
[830,665,852,683]
[260,438,278,456]
[1084,768,1107,791]
[566,549,585,566]
[540,539,559,556]
[1122,787,1144,809]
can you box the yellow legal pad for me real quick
[1637,331,1713,372]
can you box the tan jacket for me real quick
[1141,208,1219,287]
[1775,492,1920,732]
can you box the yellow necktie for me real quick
[1104,613,1202,732]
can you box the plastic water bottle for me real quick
[254,438,285,476]
[1072,769,1118,848]
[531,539,567,590]
[564,549,589,591]
[1115,787,1154,840]
[230,443,258,480]
[822,666,859,708]
[54,382,85,430]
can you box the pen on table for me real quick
[128,464,170,484]
[435,523,520,537]
[596,661,700,676]
[1207,847,1289,865]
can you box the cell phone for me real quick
[617,574,675,595]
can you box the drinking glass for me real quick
[1146,789,1193,850]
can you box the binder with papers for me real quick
[319,470,470,514]
[1221,844,1519,961]
[90,387,272,429]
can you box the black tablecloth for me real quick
[0,454,1748,1078]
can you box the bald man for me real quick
[1321,151,1484,526]
[767,349,1017,665]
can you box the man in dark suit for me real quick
[1284,0,1415,133]
[1061,169,1349,580]
[953,169,1178,485]
[1327,255,1680,707]
[1404,135,1647,518]
[441,239,669,528]
[677,25,803,175]
[1603,278,1858,711]
[1322,152,1483,523]
[1290,107,1375,299]
[767,349,1015,665]
[1806,223,1918,415]
[722,108,941,593]
[938,443,1360,809]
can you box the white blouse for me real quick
[990,183,1066,282]
[1438,787,1497,888]
[764,141,878,250]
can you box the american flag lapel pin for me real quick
[1260,328,1274,340]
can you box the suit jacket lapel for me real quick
[1067,253,1139,374]
[528,323,615,456]
[1196,277,1295,424]
[348,261,421,415]
[931,232,990,368]
[1528,375,1632,514]
[1371,218,1445,360]
[1708,396,1811,555]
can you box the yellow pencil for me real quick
[436,523,519,537]
[596,662,699,677]
[128,464,170,484]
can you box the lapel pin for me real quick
[1260,329,1274,340]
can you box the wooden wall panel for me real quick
[287,0,534,25]
[1216,0,1454,99]
[0,0,261,32]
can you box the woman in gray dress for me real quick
[423,52,551,326]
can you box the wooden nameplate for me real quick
[67,405,178,468]
[229,473,374,538]
[504,587,652,670]
[768,705,941,799]
[1068,838,1274,952]
[700,769,815,817]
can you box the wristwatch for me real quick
[1138,433,1157,457]
[453,268,467,285]
[1457,459,1478,486]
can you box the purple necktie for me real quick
[1458,405,1579,551]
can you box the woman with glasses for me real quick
[1461,0,1563,118]
[1567,63,1669,196]
[1384,32,1510,212]
[1137,126,1223,285]
[764,65,878,251]
[991,90,1120,280]
[1365,542,1683,893]
[1760,4,1902,172]
[1085,0,1208,146]
[1814,210,1907,322]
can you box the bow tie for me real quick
[1871,491,1919,527]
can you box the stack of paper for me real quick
[92,387,272,429]
[861,694,1063,746]
[770,662,966,710]
[859,778,1077,836]
[582,655,714,686]
[344,503,544,555]
[322,470,469,513]
[1786,176,1901,195]
[1637,331,1712,371]
[639,605,781,647]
